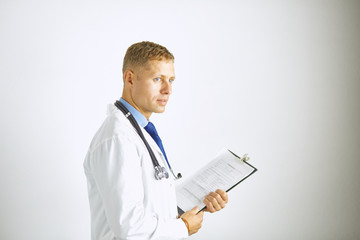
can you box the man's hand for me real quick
[181,206,204,236]
[203,189,228,213]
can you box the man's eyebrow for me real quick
[158,74,175,79]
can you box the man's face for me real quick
[131,59,175,119]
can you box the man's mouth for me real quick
[157,99,168,106]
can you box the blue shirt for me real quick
[119,98,148,128]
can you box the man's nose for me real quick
[161,81,172,95]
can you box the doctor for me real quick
[84,41,228,240]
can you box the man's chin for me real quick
[154,107,166,114]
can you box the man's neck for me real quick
[119,97,149,128]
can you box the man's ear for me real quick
[123,70,135,86]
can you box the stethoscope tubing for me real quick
[114,101,161,169]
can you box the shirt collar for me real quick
[119,98,148,128]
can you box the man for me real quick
[84,41,228,240]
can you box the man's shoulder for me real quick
[88,104,138,152]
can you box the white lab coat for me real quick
[84,104,188,240]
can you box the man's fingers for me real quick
[215,189,228,203]
[208,192,226,209]
[204,195,222,212]
[203,198,215,213]
[202,190,229,213]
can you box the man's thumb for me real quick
[192,206,199,212]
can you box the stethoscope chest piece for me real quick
[154,166,169,180]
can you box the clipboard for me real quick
[176,148,257,215]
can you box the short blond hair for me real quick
[122,41,174,74]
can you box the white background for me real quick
[1,0,359,239]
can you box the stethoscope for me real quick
[114,100,182,181]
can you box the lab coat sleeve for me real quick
[89,136,188,240]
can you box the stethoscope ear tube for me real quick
[114,101,169,180]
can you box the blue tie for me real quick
[144,122,171,170]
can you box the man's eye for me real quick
[154,77,161,81]
[169,79,174,83]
